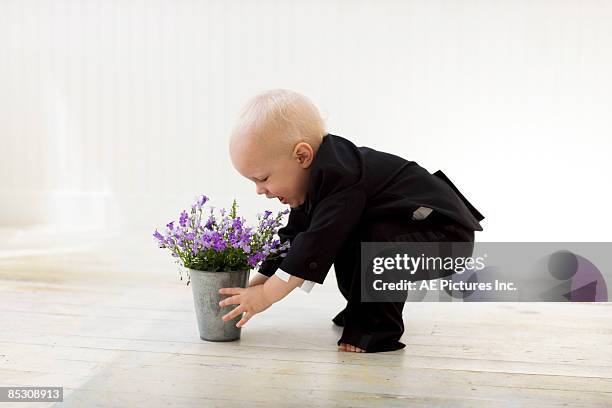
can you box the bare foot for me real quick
[338,342,365,352]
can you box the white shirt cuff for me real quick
[274,268,315,293]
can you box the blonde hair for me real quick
[230,89,327,155]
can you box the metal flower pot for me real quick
[188,268,250,342]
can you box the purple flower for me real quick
[179,211,189,227]
[247,252,266,267]
[205,217,215,229]
[200,231,213,249]
[212,237,227,251]
[153,230,164,242]
[232,217,243,230]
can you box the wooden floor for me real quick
[0,226,611,407]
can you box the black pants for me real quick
[332,211,475,352]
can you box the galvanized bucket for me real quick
[188,268,250,342]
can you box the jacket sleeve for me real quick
[275,167,367,285]
[257,206,309,277]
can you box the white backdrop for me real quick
[1,0,610,241]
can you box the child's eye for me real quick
[259,176,268,182]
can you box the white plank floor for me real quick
[0,226,611,407]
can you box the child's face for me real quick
[231,136,314,208]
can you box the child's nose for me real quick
[255,184,268,195]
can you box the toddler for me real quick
[218,89,485,353]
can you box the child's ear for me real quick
[293,142,314,167]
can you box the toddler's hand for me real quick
[218,285,273,328]
[247,272,269,287]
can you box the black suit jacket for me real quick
[258,133,485,284]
